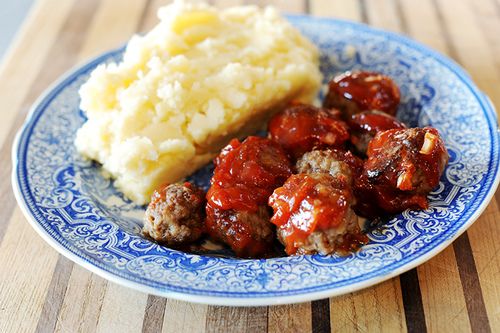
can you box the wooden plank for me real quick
[0,0,74,148]
[363,0,403,32]
[35,257,74,333]
[161,299,208,333]
[469,0,500,92]
[435,0,500,110]
[268,303,311,333]
[330,279,406,333]
[399,0,447,53]
[77,0,147,62]
[205,306,267,333]
[54,266,108,333]
[258,0,306,14]
[464,202,500,332]
[417,247,471,332]
[213,0,244,8]
[142,296,167,333]
[0,209,60,333]
[95,284,149,333]
[140,0,171,33]
[309,0,362,21]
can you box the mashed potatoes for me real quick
[75,0,322,204]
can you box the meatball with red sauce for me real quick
[348,110,406,155]
[296,149,363,184]
[323,71,400,118]
[206,136,292,257]
[354,127,449,218]
[269,173,365,255]
[143,182,206,246]
[268,104,349,159]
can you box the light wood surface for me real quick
[1,0,499,332]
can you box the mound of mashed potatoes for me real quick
[75,0,322,204]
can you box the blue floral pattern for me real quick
[13,16,499,301]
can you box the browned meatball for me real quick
[268,104,350,159]
[296,149,363,184]
[206,136,293,257]
[269,173,365,255]
[354,127,449,217]
[276,208,360,255]
[205,205,274,258]
[143,182,205,246]
[323,71,401,118]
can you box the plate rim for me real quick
[11,15,500,306]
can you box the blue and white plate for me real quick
[12,16,500,306]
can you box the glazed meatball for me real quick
[268,104,349,159]
[348,110,406,155]
[323,71,400,118]
[205,205,274,258]
[354,127,449,217]
[269,173,365,255]
[206,136,293,257]
[143,182,206,246]
[296,149,363,184]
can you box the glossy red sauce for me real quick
[205,136,292,257]
[354,127,448,218]
[324,71,400,117]
[207,136,292,212]
[348,110,407,155]
[269,173,353,255]
[349,110,406,134]
[268,104,349,159]
[205,204,271,257]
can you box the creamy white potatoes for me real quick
[75,0,322,204]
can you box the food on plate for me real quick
[269,173,365,255]
[268,104,349,159]
[75,1,322,204]
[139,66,449,258]
[348,110,406,155]
[205,136,293,257]
[296,149,362,182]
[354,127,449,218]
[143,182,206,245]
[323,71,400,118]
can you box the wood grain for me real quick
[1,0,500,332]
[206,306,267,333]
[330,279,407,333]
[0,209,60,333]
[95,283,148,333]
[162,300,208,333]
[268,303,311,333]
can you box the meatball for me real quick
[296,149,363,184]
[323,71,400,118]
[269,173,366,255]
[348,110,406,155]
[205,205,274,258]
[268,104,349,159]
[206,136,293,257]
[143,182,205,246]
[354,127,449,217]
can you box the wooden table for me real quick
[1,0,499,332]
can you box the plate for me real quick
[12,16,500,306]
